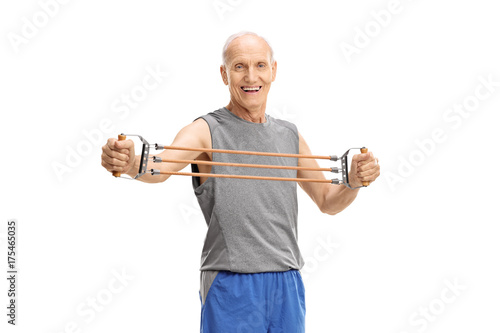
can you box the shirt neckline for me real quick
[222,107,270,127]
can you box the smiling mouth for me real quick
[241,86,262,93]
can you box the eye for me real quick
[258,63,266,68]
[235,64,243,69]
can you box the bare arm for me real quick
[101,118,211,183]
[297,132,380,215]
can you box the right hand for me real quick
[101,137,136,176]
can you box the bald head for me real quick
[222,32,275,68]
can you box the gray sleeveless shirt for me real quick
[191,107,305,273]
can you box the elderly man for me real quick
[101,31,380,332]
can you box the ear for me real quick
[271,60,277,82]
[220,65,228,85]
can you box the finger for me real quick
[357,163,380,181]
[106,137,117,149]
[358,166,379,179]
[102,145,129,161]
[357,168,380,183]
[105,138,130,154]
[101,159,125,172]
[101,152,129,168]
[358,158,380,176]
[357,155,376,171]
[358,157,379,173]
[357,152,375,163]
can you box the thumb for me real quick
[114,139,133,149]
[352,151,370,163]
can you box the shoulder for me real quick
[172,111,215,149]
[268,115,299,140]
[177,117,210,140]
[193,107,227,131]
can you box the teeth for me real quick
[242,87,261,91]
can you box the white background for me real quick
[1,0,499,332]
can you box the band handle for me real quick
[112,134,127,177]
[360,147,370,187]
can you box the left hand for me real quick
[349,151,380,188]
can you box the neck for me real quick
[226,100,267,123]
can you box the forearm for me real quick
[320,184,359,215]
[296,132,379,216]
[125,155,170,183]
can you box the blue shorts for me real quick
[200,270,306,333]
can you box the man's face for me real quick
[221,35,277,112]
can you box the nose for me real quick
[245,67,257,83]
